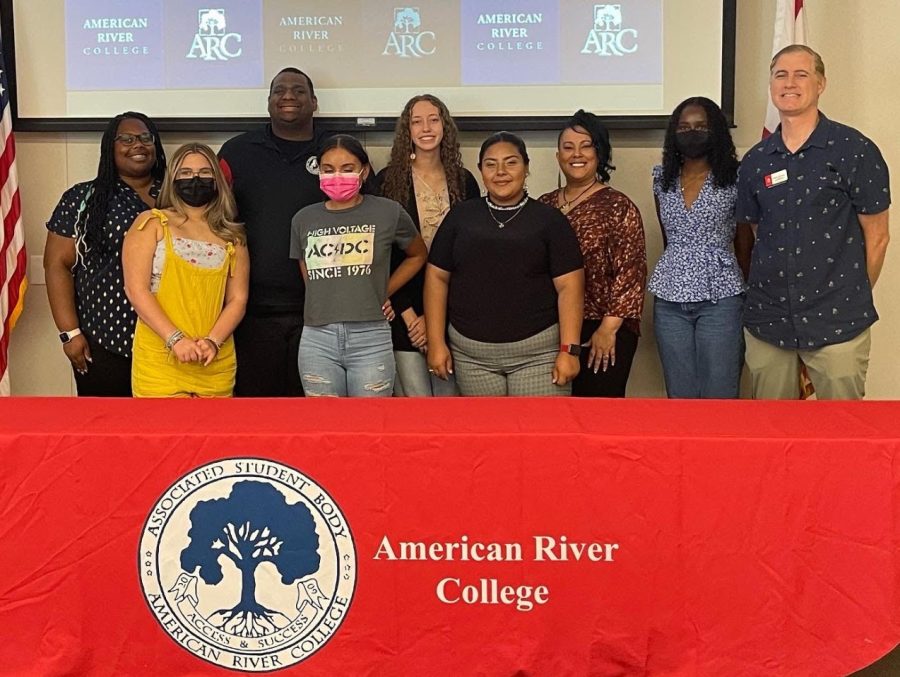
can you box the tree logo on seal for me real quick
[139,459,356,671]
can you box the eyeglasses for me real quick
[115,132,155,146]
[175,167,216,179]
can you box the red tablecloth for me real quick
[1,398,899,676]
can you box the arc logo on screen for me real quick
[187,9,243,61]
[166,1,264,89]
[383,7,437,58]
[139,458,357,672]
[582,4,639,55]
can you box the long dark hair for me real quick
[76,112,166,262]
[660,97,738,191]
[559,109,615,183]
[381,94,467,207]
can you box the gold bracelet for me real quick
[203,336,223,351]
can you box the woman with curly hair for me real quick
[123,143,249,397]
[539,110,646,398]
[374,94,480,396]
[44,112,166,396]
[649,96,746,398]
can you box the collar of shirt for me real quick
[113,177,161,202]
[766,111,832,155]
[259,123,326,154]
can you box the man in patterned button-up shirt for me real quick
[736,44,891,400]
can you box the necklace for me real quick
[559,179,597,215]
[412,167,446,194]
[680,171,708,193]
[485,195,528,228]
[485,193,528,211]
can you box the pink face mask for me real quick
[320,172,362,202]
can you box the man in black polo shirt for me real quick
[737,45,891,399]
[219,68,328,396]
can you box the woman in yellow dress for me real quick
[123,143,249,397]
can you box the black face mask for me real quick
[675,130,711,159]
[174,177,217,207]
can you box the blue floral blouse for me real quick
[648,165,745,303]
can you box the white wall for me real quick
[9,1,899,397]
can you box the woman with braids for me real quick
[539,110,646,397]
[649,96,746,398]
[44,112,166,396]
[123,143,249,398]
[373,94,479,396]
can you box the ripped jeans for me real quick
[298,321,395,397]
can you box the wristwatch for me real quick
[59,328,82,344]
[559,343,582,357]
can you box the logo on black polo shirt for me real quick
[187,9,243,61]
[581,4,639,55]
[139,458,356,671]
[383,7,437,58]
[306,156,320,176]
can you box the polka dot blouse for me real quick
[46,179,159,357]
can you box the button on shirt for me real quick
[46,179,159,357]
[736,114,891,349]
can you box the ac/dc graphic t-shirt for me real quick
[290,195,418,326]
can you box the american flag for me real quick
[0,20,27,396]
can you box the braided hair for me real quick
[75,112,166,264]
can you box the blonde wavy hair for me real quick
[158,143,246,245]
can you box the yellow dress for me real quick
[131,209,236,397]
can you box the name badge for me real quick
[764,169,788,188]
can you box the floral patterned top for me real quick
[649,165,745,303]
[411,170,450,250]
[151,236,227,293]
[538,186,646,334]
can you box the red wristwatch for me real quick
[559,343,582,357]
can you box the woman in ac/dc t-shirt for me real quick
[289,135,427,397]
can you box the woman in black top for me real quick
[425,132,585,396]
[374,94,480,396]
[44,112,166,396]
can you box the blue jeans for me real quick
[298,321,395,397]
[393,350,459,397]
[654,294,744,399]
